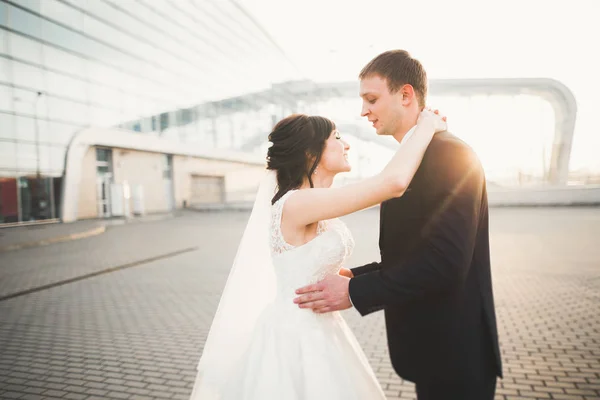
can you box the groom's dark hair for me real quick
[359,50,427,108]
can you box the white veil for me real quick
[190,169,278,399]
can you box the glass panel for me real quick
[46,70,88,102]
[46,145,66,174]
[41,18,88,55]
[162,154,172,179]
[46,96,89,125]
[0,112,16,140]
[52,176,62,219]
[7,30,43,64]
[11,59,45,90]
[79,0,117,23]
[15,142,38,172]
[7,4,42,38]
[0,84,13,113]
[0,25,7,53]
[11,0,41,13]
[96,148,111,163]
[0,177,19,223]
[59,0,85,9]
[42,120,80,145]
[89,107,122,127]
[85,60,112,85]
[19,175,52,221]
[0,3,7,26]
[37,143,63,175]
[83,14,144,60]
[83,34,135,71]
[14,114,36,142]
[0,138,17,170]
[42,44,86,78]
[0,57,8,83]
[88,82,121,109]
[40,0,84,31]
[12,86,43,116]
[160,112,169,131]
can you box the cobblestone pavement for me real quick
[0,208,598,400]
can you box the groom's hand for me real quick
[338,268,354,278]
[293,274,352,313]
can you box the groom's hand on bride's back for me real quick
[293,275,352,313]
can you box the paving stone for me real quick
[0,208,598,399]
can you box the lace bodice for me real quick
[269,190,355,300]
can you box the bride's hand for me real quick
[417,108,447,133]
[338,268,354,278]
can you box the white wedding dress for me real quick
[191,189,386,399]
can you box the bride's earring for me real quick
[313,166,318,175]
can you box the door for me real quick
[96,175,112,218]
[190,175,224,205]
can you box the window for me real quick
[95,147,112,176]
[180,108,194,125]
[159,112,169,131]
[96,147,111,162]
[162,154,172,179]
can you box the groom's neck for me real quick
[392,119,418,144]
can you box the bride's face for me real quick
[318,129,351,174]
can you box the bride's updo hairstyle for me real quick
[266,114,335,204]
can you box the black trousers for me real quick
[416,375,497,400]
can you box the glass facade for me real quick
[0,0,299,224]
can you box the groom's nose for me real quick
[360,102,369,117]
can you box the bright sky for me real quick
[239,0,600,175]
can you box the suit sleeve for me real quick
[351,262,381,277]
[348,144,484,316]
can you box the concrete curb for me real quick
[0,226,106,253]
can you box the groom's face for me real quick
[359,75,406,136]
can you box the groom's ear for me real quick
[400,84,416,106]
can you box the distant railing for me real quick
[186,178,600,210]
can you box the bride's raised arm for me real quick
[284,110,445,227]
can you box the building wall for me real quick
[224,167,267,202]
[173,155,265,208]
[0,0,297,225]
[112,149,167,214]
[73,147,265,219]
[76,147,97,220]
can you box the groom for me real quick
[294,50,502,399]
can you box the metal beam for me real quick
[136,78,576,184]
[291,78,577,184]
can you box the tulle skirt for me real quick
[189,302,386,400]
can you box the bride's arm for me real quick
[284,110,445,227]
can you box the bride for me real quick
[190,110,446,399]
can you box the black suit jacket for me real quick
[349,131,502,384]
